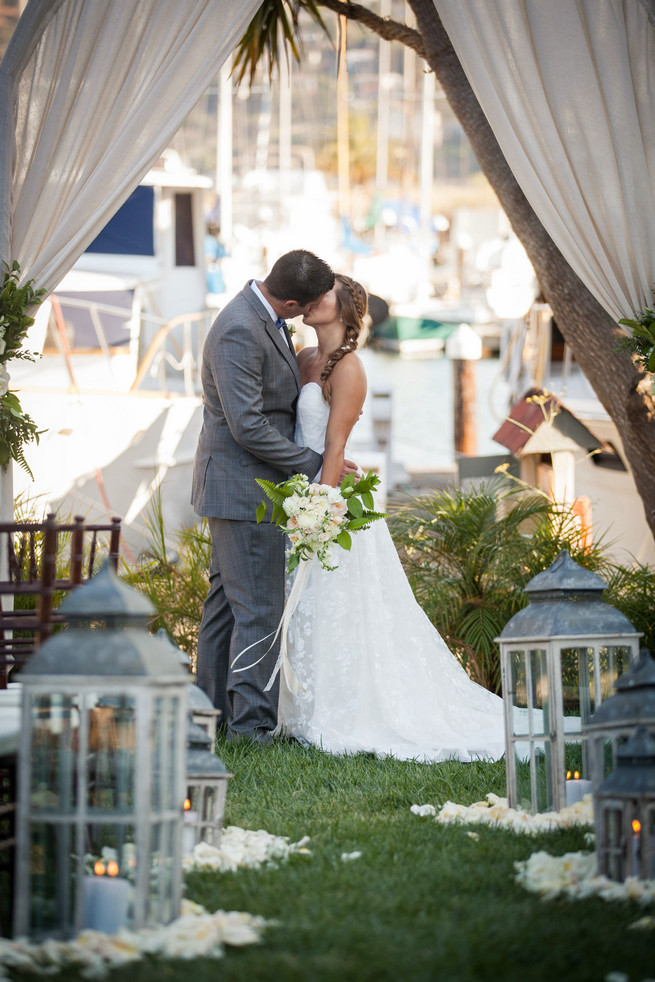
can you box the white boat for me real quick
[11,158,217,555]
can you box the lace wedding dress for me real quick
[277,382,508,762]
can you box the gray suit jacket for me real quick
[191,282,323,520]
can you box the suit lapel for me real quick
[265,320,301,385]
[242,283,301,389]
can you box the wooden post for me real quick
[446,323,482,457]
[452,358,477,455]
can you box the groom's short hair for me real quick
[264,250,335,306]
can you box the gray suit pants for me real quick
[196,518,284,739]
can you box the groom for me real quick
[192,249,343,744]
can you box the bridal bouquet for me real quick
[256,471,385,572]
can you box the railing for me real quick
[130,309,216,397]
[48,294,217,397]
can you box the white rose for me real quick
[0,337,5,357]
[283,493,303,517]
[0,370,10,396]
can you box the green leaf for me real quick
[648,347,655,373]
[336,530,352,551]
[287,552,300,574]
[347,496,363,518]
[256,502,267,523]
[2,392,21,412]
[631,325,655,343]
[340,473,356,493]
[362,491,375,510]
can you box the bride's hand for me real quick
[339,458,360,482]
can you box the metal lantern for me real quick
[595,726,655,881]
[498,551,640,813]
[585,648,655,795]
[182,721,232,854]
[14,564,188,940]
[156,629,222,744]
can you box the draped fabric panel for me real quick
[434,0,655,323]
[0,0,259,295]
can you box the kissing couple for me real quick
[192,249,507,762]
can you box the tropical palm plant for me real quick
[119,493,211,666]
[603,561,655,653]
[388,481,609,693]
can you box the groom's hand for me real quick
[339,458,360,482]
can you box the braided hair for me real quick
[320,274,368,400]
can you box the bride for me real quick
[277,274,508,762]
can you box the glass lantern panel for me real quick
[27,820,75,938]
[30,695,78,813]
[86,695,136,814]
[81,822,135,933]
[529,649,549,736]
[148,820,178,926]
[152,696,180,812]
[560,647,594,723]
[598,646,632,703]
[600,804,625,881]
[508,648,548,736]
[645,806,655,880]
[513,744,550,813]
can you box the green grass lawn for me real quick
[147,739,655,982]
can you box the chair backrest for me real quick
[0,514,122,686]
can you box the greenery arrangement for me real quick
[617,297,655,372]
[0,260,45,477]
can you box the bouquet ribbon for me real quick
[230,555,316,695]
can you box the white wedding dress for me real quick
[277,382,508,762]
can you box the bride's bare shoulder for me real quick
[331,351,367,397]
[332,351,366,382]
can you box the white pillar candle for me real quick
[182,811,198,855]
[564,777,593,807]
[83,862,130,934]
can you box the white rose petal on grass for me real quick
[515,850,655,905]
[628,916,655,931]
[0,909,268,976]
[183,826,311,873]
[341,851,362,862]
[431,793,593,834]
[410,804,437,818]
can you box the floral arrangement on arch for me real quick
[617,294,655,374]
[0,261,45,477]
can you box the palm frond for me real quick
[233,0,332,87]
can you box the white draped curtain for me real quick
[434,0,655,323]
[0,0,260,515]
[0,0,260,296]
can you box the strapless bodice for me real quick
[294,382,330,454]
